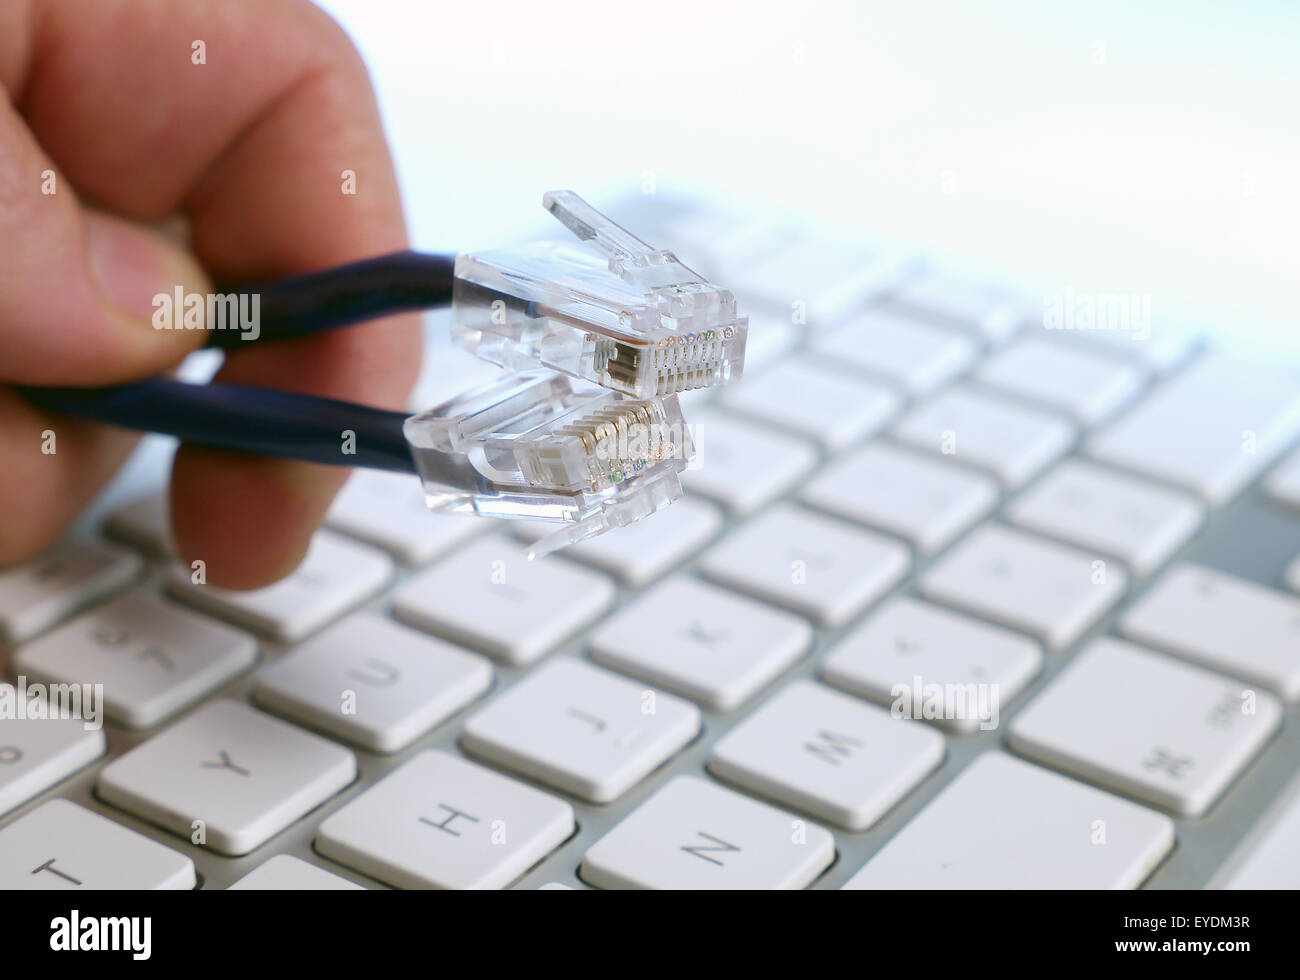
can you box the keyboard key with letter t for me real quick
[1008,638,1282,817]
[919,524,1127,650]
[842,753,1174,889]
[581,775,835,889]
[699,504,910,628]
[315,750,574,890]
[97,700,357,855]
[1119,564,1300,700]
[709,680,945,830]
[1087,352,1300,506]
[461,658,700,804]
[0,799,195,890]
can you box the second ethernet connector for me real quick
[452,190,749,399]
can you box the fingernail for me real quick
[86,212,206,324]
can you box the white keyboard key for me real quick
[12,591,258,729]
[1214,775,1300,888]
[461,659,700,803]
[253,613,492,752]
[392,536,614,666]
[98,700,356,855]
[0,799,195,890]
[0,705,105,817]
[919,524,1127,650]
[699,505,910,628]
[822,596,1041,733]
[709,680,944,830]
[1120,564,1300,699]
[738,310,801,373]
[228,854,364,890]
[315,750,574,890]
[581,775,835,889]
[685,410,818,516]
[974,337,1145,426]
[1087,353,1300,505]
[1008,638,1282,817]
[843,753,1173,889]
[538,881,576,890]
[1005,460,1204,576]
[800,442,999,555]
[166,531,392,643]
[728,238,911,327]
[721,358,901,452]
[812,309,977,395]
[589,578,812,711]
[325,469,483,565]
[892,385,1076,488]
[1267,447,1300,511]
[105,492,173,555]
[1040,318,1201,373]
[514,497,722,587]
[0,540,142,644]
[887,273,1026,342]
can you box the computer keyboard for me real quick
[2,193,1300,890]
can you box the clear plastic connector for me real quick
[403,370,696,558]
[451,190,748,399]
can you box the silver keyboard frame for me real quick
[4,331,1300,891]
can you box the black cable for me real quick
[204,250,457,348]
[19,378,417,473]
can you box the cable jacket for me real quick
[205,250,457,348]
[19,379,417,473]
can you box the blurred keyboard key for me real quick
[326,469,484,565]
[1120,564,1300,699]
[885,273,1026,342]
[1037,319,1200,373]
[0,799,196,890]
[12,590,257,729]
[721,358,901,452]
[700,505,909,628]
[513,497,722,587]
[812,309,977,395]
[589,577,812,711]
[1215,776,1300,888]
[974,336,1145,426]
[461,659,700,803]
[253,613,492,753]
[228,854,364,890]
[919,524,1126,650]
[893,385,1075,488]
[1008,638,1282,817]
[685,410,818,515]
[98,700,356,855]
[105,492,173,556]
[0,703,105,817]
[581,775,834,889]
[392,536,614,666]
[1087,353,1300,506]
[709,680,944,830]
[1005,460,1203,575]
[801,442,999,555]
[166,531,392,643]
[822,596,1041,733]
[842,753,1173,889]
[0,540,142,644]
[316,750,574,890]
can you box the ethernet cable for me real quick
[19,193,743,556]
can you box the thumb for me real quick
[0,102,209,386]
